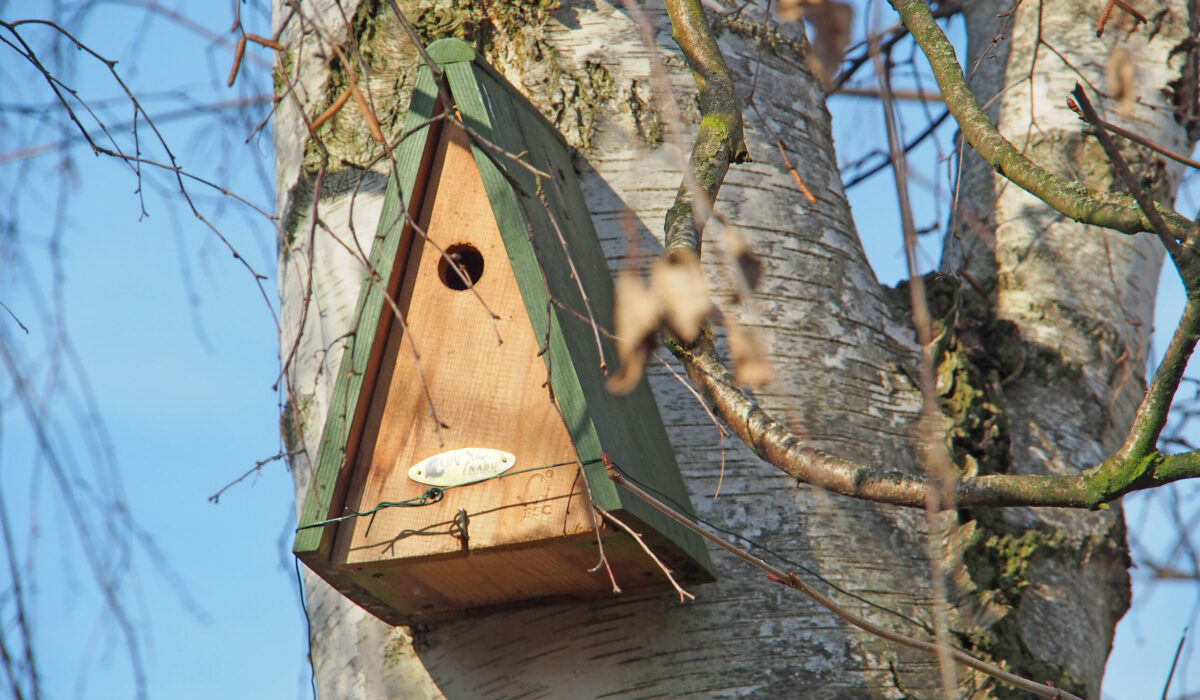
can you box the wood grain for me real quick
[333,123,594,567]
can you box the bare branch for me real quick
[667,328,1200,510]
[597,507,693,602]
[1161,626,1188,699]
[1067,85,1191,277]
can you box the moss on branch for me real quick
[662,0,748,255]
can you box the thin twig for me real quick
[749,100,816,205]
[0,482,35,700]
[208,451,298,503]
[0,300,29,334]
[580,470,620,593]
[1067,85,1188,266]
[0,341,148,698]
[834,86,945,102]
[536,188,607,370]
[831,1,964,90]
[597,507,693,602]
[873,40,957,700]
[1092,115,1200,171]
[844,109,952,189]
[245,33,284,50]
[1161,626,1187,700]
[3,19,281,334]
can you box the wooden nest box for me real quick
[293,39,714,625]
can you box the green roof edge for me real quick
[293,63,442,554]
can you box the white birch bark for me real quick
[943,0,1195,695]
[272,0,1194,697]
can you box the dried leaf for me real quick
[776,0,822,22]
[1106,46,1136,117]
[721,225,763,299]
[803,1,854,88]
[728,323,774,388]
[607,273,662,394]
[1098,0,1148,36]
[652,252,712,343]
[605,342,652,395]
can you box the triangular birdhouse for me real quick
[294,38,713,625]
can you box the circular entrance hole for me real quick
[438,243,485,291]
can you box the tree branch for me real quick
[650,0,1200,512]
[662,0,748,256]
[1120,293,1200,460]
[668,329,1200,509]
[889,0,1195,241]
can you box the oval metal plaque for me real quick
[407,448,516,488]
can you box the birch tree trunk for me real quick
[937,2,1194,695]
[273,1,1195,697]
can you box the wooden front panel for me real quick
[333,123,593,567]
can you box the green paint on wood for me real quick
[426,37,475,63]
[294,67,442,556]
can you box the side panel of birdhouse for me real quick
[294,74,442,559]
[449,61,714,577]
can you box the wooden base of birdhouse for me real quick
[325,512,704,625]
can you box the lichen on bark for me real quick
[886,271,1128,696]
[946,508,1130,700]
[282,0,663,249]
[951,521,1086,699]
[281,393,313,456]
[626,79,663,145]
[711,10,809,66]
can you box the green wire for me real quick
[295,457,603,532]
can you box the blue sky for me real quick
[1,1,306,698]
[0,1,1196,699]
